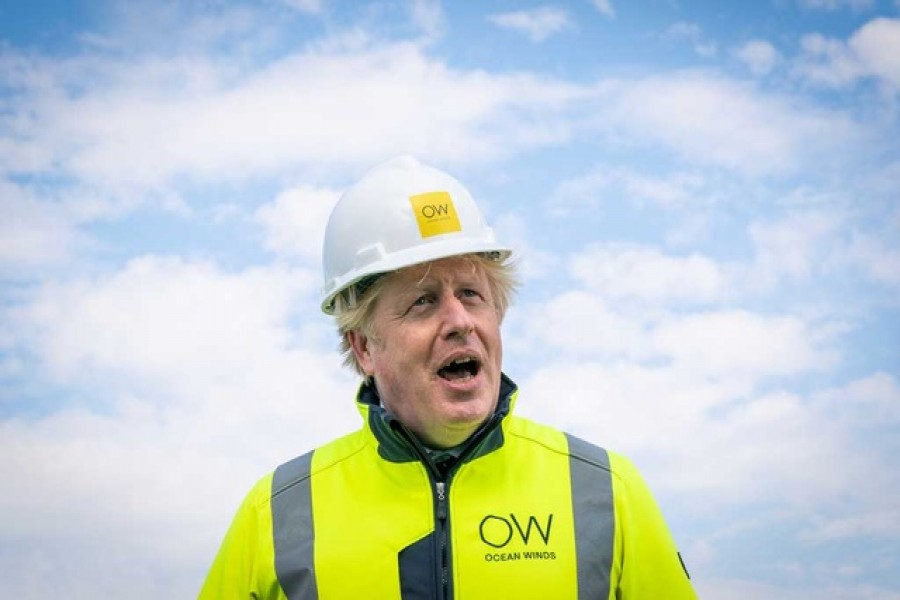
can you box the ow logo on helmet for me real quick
[479,513,554,548]
[409,191,462,238]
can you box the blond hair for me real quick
[333,254,518,376]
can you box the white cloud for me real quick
[697,577,900,600]
[0,371,358,597]
[591,0,616,18]
[735,39,781,76]
[569,243,728,305]
[511,291,653,360]
[279,0,324,13]
[19,256,320,391]
[518,362,728,457]
[683,389,856,503]
[511,300,839,394]
[849,17,900,87]
[1,254,362,598]
[744,208,900,293]
[254,185,340,264]
[798,0,874,10]
[508,230,866,511]
[813,371,900,429]
[836,231,900,287]
[491,212,559,282]
[410,0,445,39]
[82,2,277,55]
[802,510,900,542]
[548,166,709,214]
[747,211,843,288]
[487,7,572,43]
[593,73,858,175]
[518,363,837,504]
[795,18,900,88]
[0,182,82,268]
[796,32,862,86]
[652,310,835,379]
[0,41,584,191]
[665,22,717,58]
[664,212,714,247]
[518,357,896,530]
[509,239,844,397]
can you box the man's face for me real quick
[349,257,503,449]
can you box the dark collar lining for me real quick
[359,373,518,467]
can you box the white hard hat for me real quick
[321,155,510,314]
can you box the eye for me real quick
[409,294,435,310]
[460,288,485,302]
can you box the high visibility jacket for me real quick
[200,375,697,599]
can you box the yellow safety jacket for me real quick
[200,375,697,599]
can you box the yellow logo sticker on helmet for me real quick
[409,191,462,238]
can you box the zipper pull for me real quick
[436,481,447,520]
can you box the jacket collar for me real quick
[356,373,519,468]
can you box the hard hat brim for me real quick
[321,241,511,314]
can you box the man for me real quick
[200,156,697,599]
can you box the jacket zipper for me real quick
[392,412,504,600]
[390,427,450,599]
[435,481,449,599]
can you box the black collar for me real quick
[358,373,518,475]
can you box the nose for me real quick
[439,292,475,338]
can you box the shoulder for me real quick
[505,415,613,468]
[506,416,643,482]
[271,428,369,497]
[566,435,646,492]
[505,414,570,454]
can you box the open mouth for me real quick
[437,356,481,381]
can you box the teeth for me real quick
[438,355,478,381]
[447,357,475,367]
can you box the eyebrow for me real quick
[395,262,486,292]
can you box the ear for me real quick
[346,330,376,376]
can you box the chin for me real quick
[443,399,493,425]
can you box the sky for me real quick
[1,0,899,597]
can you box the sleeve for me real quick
[608,453,698,600]
[198,473,281,600]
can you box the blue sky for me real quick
[1,0,899,598]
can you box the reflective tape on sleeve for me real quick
[565,434,614,599]
[272,451,318,600]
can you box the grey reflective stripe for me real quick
[566,434,614,599]
[272,452,318,600]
